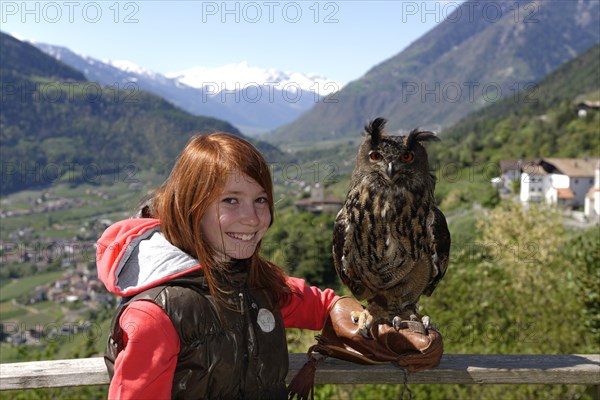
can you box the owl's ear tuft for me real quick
[406,129,440,149]
[364,118,387,144]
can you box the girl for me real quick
[96,132,339,399]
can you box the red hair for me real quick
[152,133,291,306]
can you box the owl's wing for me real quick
[332,211,352,287]
[332,211,345,278]
[332,209,368,299]
[424,206,451,296]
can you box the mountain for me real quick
[167,61,337,97]
[33,42,340,134]
[270,0,600,143]
[0,32,283,194]
[431,43,600,166]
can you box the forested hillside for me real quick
[431,43,600,166]
[0,33,283,194]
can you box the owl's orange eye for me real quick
[400,151,414,163]
[369,151,383,161]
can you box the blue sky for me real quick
[1,1,453,84]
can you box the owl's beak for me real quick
[387,162,393,178]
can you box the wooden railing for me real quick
[1,354,599,393]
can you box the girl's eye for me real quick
[223,197,238,204]
[400,151,414,163]
[369,151,383,161]
[256,197,268,204]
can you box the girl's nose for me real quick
[240,203,260,226]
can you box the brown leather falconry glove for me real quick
[288,297,443,399]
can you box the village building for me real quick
[499,160,524,184]
[576,100,600,118]
[499,157,600,220]
[519,160,551,204]
[584,161,600,221]
[542,158,597,209]
[294,184,343,214]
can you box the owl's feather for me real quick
[333,117,450,331]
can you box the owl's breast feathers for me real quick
[333,176,449,300]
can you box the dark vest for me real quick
[105,268,289,399]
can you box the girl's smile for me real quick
[200,171,271,261]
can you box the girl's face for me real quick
[200,170,271,262]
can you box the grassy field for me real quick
[0,172,166,240]
[0,301,28,320]
[0,316,111,363]
[0,272,64,302]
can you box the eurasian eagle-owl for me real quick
[333,117,450,338]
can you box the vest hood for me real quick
[96,218,202,297]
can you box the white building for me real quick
[519,158,599,210]
[584,161,600,221]
[577,100,600,118]
[520,162,551,203]
[497,160,524,192]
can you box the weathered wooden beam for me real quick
[292,354,600,385]
[1,354,599,390]
[0,357,109,390]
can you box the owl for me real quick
[333,117,450,338]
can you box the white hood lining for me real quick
[115,228,199,292]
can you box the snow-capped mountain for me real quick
[105,59,156,77]
[34,42,186,94]
[168,62,340,97]
[33,41,341,134]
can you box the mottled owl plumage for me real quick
[333,117,450,337]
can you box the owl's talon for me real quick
[422,315,430,330]
[392,316,402,330]
[358,326,373,339]
[392,317,427,334]
[407,320,426,334]
[351,310,374,339]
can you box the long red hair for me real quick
[152,132,291,306]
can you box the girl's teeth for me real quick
[229,233,255,241]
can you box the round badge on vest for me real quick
[257,308,275,332]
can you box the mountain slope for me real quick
[33,43,338,134]
[0,33,282,194]
[271,0,600,143]
[431,43,600,166]
[1,32,86,82]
